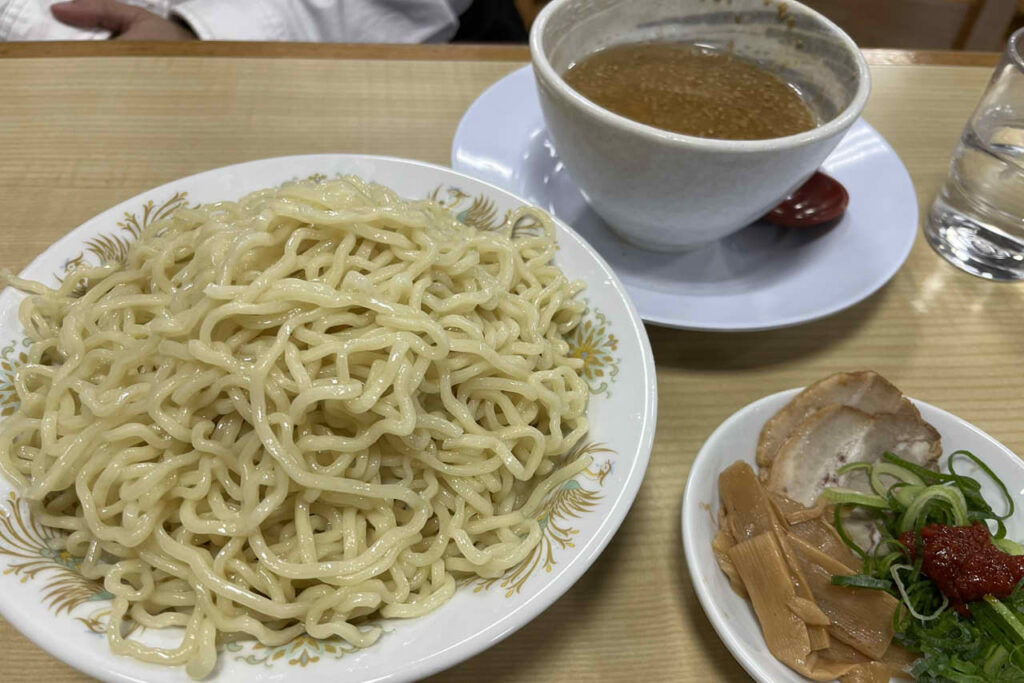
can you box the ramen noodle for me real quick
[0,177,590,677]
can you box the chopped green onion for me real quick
[822,448,1024,679]
[883,452,958,484]
[891,564,948,621]
[897,484,969,533]
[830,574,893,590]
[837,462,873,477]
[832,503,868,560]
[984,645,1009,676]
[972,595,1024,669]
[870,462,924,497]
[892,484,925,508]
[993,518,1008,541]
[949,450,1015,521]
[994,538,1024,556]
[821,487,889,508]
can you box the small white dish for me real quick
[0,155,658,682]
[681,388,1024,683]
[452,66,919,331]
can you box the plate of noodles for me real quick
[0,154,656,682]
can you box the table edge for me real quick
[0,42,1003,67]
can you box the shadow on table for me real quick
[647,282,890,371]
[671,501,750,681]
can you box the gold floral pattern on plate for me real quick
[61,192,189,288]
[224,635,362,668]
[465,441,614,598]
[0,338,30,417]
[429,185,622,397]
[428,185,545,239]
[567,309,621,397]
[0,182,620,669]
[0,492,112,626]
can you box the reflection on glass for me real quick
[926,28,1024,281]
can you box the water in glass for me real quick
[926,28,1024,280]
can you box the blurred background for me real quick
[4,0,1024,46]
[514,0,1024,51]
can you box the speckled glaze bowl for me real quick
[530,0,871,251]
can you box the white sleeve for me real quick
[1,0,108,40]
[173,0,473,43]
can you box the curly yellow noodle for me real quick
[0,177,589,678]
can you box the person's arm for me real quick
[50,0,195,39]
[47,0,473,42]
[1,0,109,40]
[174,0,472,42]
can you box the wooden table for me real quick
[0,42,1020,682]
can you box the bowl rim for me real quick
[529,0,872,152]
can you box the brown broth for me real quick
[563,43,817,140]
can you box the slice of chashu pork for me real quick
[757,371,921,473]
[764,404,941,508]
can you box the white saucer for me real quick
[452,66,919,331]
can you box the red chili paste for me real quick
[901,522,1024,614]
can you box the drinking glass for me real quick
[925,28,1024,281]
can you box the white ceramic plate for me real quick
[681,388,1024,682]
[452,66,919,331]
[0,155,657,683]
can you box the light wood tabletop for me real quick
[0,43,1021,682]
